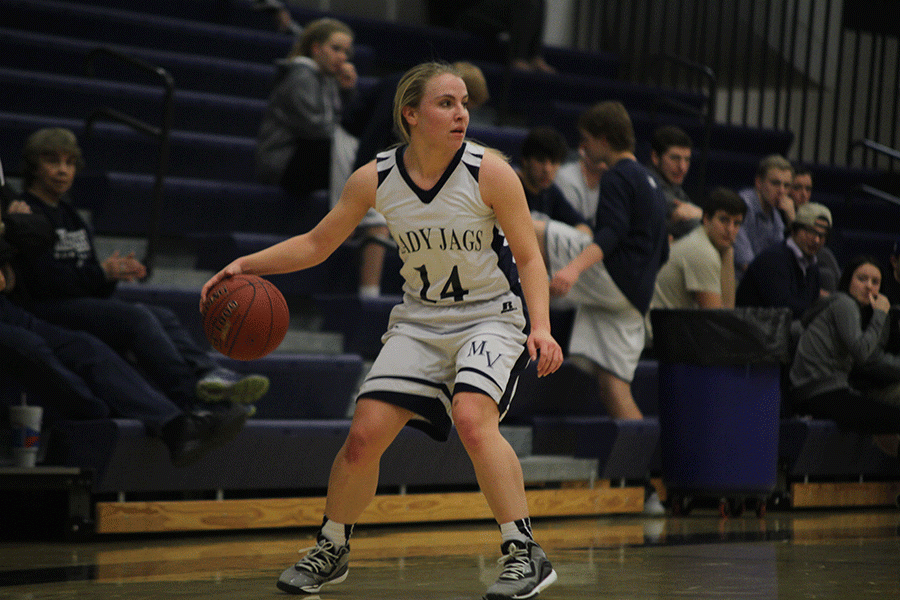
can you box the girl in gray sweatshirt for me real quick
[789,256,900,437]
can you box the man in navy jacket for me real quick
[736,202,832,321]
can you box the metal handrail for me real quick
[650,52,716,199]
[848,139,900,170]
[83,46,175,278]
[851,184,900,209]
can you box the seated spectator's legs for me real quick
[49,324,184,432]
[29,297,199,408]
[358,224,390,297]
[0,321,110,420]
[797,388,900,436]
[143,304,218,377]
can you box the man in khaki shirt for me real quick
[647,188,746,341]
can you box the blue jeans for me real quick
[0,297,182,432]
[28,297,217,409]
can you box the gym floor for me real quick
[2,508,899,599]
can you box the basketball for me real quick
[202,274,289,360]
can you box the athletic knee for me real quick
[452,402,494,452]
[341,423,387,467]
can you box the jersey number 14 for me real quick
[414,264,470,303]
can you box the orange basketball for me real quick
[202,274,289,360]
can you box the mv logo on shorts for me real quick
[467,340,503,368]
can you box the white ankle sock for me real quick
[499,518,533,544]
[320,518,352,547]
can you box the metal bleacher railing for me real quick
[574,0,899,172]
[848,139,900,208]
[83,46,174,277]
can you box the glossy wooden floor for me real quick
[2,508,899,599]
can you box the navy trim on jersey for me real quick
[359,389,454,441]
[496,349,530,421]
[456,347,529,421]
[395,143,467,205]
[376,152,392,186]
[462,144,483,180]
[457,366,503,391]
[364,374,453,400]
[490,226,530,333]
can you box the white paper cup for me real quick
[10,405,42,468]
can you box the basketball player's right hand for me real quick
[528,328,563,377]
[199,263,242,309]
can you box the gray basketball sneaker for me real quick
[484,539,558,600]
[276,535,350,594]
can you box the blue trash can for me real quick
[650,308,791,517]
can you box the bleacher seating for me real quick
[780,417,900,481]
[531,416,660,481]
[46,418,479,495]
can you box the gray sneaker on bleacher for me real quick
[196,368,269,405]
[484,539,557,600]
[277,534,350,594]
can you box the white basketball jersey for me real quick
[375,142,521,307]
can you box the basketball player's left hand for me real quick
[199,262,242,308]
[528,329,563,377]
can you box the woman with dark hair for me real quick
[789,255,900,454]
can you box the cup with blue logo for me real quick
[10,404,42,468]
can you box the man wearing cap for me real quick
[786,166,841,293]
[736,202,832,320]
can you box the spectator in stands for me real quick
[517,126,591,235]
[15,128,269,413]
[736,202,831,322]
[648,126,703,241]
[733,154,795,279]
[647,187,746,336]
[255,18,388,297]
[536,101,669,421]
[349,62,490,171]
[255,18,357,201]
[788,166,841,293]
[555,108,609,227]
[0,191,248,468]
[790,255,900,456]
[429,0,555,73]
[201,61,563,599]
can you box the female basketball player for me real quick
[201,61,562,600]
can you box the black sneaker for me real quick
[162,404,251,468]
[277,534,350,594]
[484,540,557,600]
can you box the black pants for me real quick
[280,137,332,201]
[795,387,900,434]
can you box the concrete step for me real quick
[500,425,533,458]
[520,455,599,485]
